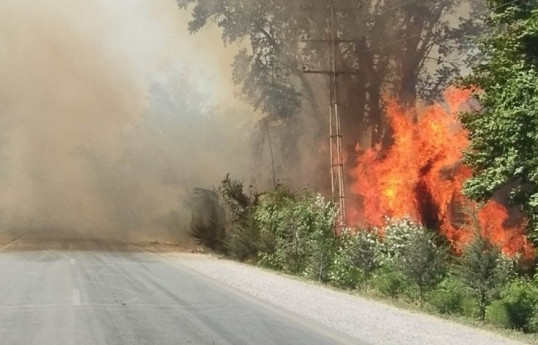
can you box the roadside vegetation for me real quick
[185,0,538,339]
[190,175,538,335]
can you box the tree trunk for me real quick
[479,290,487,321]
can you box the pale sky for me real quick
[0,0,243,107]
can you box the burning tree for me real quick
[177,0,536,256]
[348,88,533,256]
[176,0,485,159]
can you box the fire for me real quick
[349,88,532,257]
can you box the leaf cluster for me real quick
[254,186,338,280]
[459,1,538,242]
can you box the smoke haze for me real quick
[0,0,256,240]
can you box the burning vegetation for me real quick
[348,88,532,256]
[183,0,538,333]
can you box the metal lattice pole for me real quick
[302,3,359,230]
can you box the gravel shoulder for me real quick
[167,252,531,345]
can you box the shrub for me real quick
[369,268,408,298]
[217,175,261,260]
[254,185,297,270]
[225,212,260,261]
[398,231,445,302]
[328,230,380,289]
[304,217,338,282]
[486,278,538,332]
[378,218,446,302]
[527,313,538,333]
[501,278,538,332]
[427,276,467,314]
[254,187,337,280]
[486,300,513,329]
[254,185,295,263]
[457,232,513,321]
[379,217,422,260]
[190,175,259,259]
[346,230,381,278]
[189,188,226,251]
[328,248,362,289]
[286,193,337,280]
[461,296,480,319]
[218,174,252,227]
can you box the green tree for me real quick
[396,229,446,303]
[379,218,446,302]
[457,231,513,321]
[459,1,538,242]
[177,0,483,154]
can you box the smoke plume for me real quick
[0,0,255,240]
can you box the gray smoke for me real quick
[0,0,256,240]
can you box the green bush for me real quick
[527,313,538,333]
[486,300,513,329]
[328,230,380,289]
[369,268,408,298]
[377,218,445,302]
[427,276,467,314]
[218,174,252,226]
[191,177,538,336]
[487,278,538,332]
[190,175,259,259]
[328,249,362,289]
[457,230,513,321]
[254,184,295,270]
[189,188,226,251]
[345,230,381,278]
[225,212,260,261]
[378,217,418,264]
[254,186,337,280]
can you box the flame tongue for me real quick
[349,88,532,257]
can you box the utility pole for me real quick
[302,3,359,230]
[265,119,277,188]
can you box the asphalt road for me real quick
[0,236,358,345]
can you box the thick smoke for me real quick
[0,0,255,240]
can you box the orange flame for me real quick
[349,88,532,257]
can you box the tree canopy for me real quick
[177,0,483,151]
[459,0,538,243]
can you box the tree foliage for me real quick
[459,0,538,242]
[189,188,226,251]
[329,229,381,289]
[486,277,538,332]
[189,177,535,331]
[457,232,513,321]
[255,186,338,280]
[177,0,483,152]
[379,218,446,301]
[395,228,446,301]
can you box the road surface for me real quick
[0,236,359,345]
